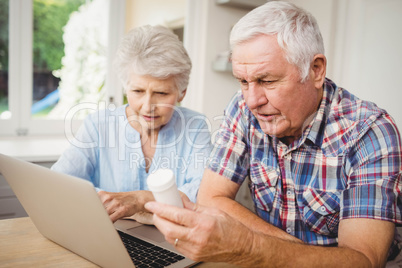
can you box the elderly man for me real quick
[145,1,402,267]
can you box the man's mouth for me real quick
[256,113,277,121]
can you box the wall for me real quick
[183,0,250,134]
[125,0,186,32]
[330,0,402,129]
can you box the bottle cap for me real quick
[147,169,175,192]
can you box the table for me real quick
[0,217,238,268]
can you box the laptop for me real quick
[0,153,197,268]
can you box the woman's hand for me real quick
[97,190,154,223]
[130,211,154,225]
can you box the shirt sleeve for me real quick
[341,113,402,224]
[207,92,250,185]
[177,113,212,202]
[51,113,99,186]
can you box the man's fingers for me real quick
[153,214,190,242]
[145,201,198,228]
[183,198,198,211]
[179,192,191,204]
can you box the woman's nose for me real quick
[142,94,155,113]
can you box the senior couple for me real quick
[53,1,402,267]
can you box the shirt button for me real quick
[287,190,292,196]
[286,228,292,233]
[320,206,326,212]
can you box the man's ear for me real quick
[312,54,327,89]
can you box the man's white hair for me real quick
[230,1,325,82]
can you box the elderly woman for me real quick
[52,25,211,223]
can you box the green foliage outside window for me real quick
[0,0,9,72]
[0,0,84,72]
[33,0,85,72]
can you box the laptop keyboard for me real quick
[118,230,185,268]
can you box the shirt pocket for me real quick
[249,161,279,212]
[302,187,341,236]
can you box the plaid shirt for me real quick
[208,78,402,248]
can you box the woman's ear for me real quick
[178,89,187,103]
[312,54,327,89]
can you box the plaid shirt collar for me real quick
[302,78,338,148]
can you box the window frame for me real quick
[1,0,125,137]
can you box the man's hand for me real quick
[145,198,255,264]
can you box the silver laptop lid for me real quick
[0,153,134,267]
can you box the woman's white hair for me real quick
[114,25,191,97]
[230,1,324,82]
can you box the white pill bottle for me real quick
[147,169,183,208]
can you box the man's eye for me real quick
[240,80,248,85]
[260,80,272,84]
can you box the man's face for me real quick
[231,34,323,144]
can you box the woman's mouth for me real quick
[142,115,159,121]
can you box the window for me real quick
[0,0,125,136]
[32,0,85,119]
[0,0,9,119]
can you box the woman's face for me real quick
[125,74,185,135]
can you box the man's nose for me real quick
[247,82,267,109]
